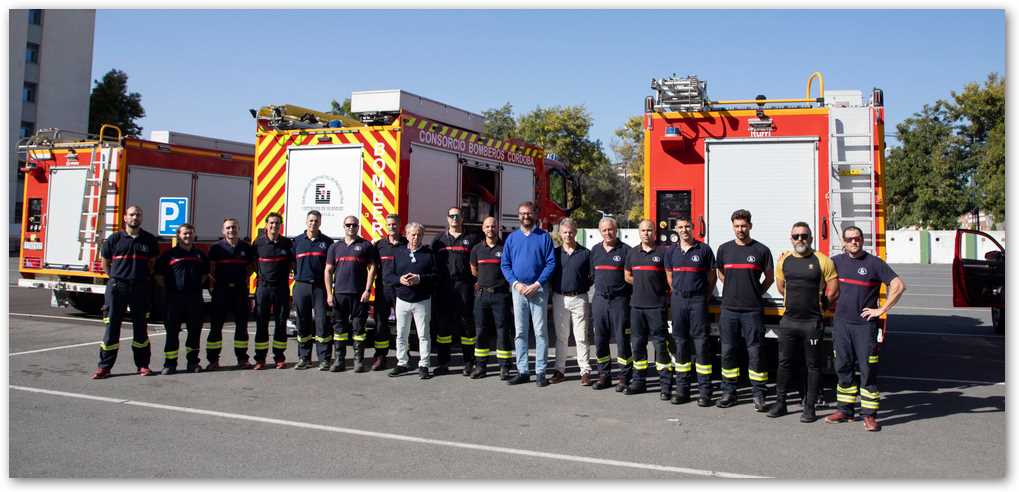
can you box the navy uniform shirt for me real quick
[253,233,294,286]
[666,241,715,296]
[326,237,377,295]
[715,239,774,311]
[292,231,333,284]
[156,246,209,294]
[375,235,409,288]
[393,245,438,302]
[208,239,254,287]
[625,245,669,308]
[470,241,508,290]
[832,251,898,324]
[551,245,592,295]
[432,231,481,283]
[590,241,632,298]
[101,229,160,282]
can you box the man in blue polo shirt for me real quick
[501,201,556,387]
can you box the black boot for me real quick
[353,343,368,373]
[500,365,511,381]
[470,363,486,379]
[672,386,691,405]
[767,394,788,418]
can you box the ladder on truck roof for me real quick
[827,104,877,257]
[76,125,121,268]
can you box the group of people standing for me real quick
[90,201,904,432]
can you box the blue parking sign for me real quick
[158,197,189,236]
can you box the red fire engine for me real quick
[16,126,254,314]
[642,72,889,341]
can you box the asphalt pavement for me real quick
[7,262,1006,479]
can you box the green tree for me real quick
[88,69,145,137]
[885,73,1005,228]
[514,105,622,226]
[949,73,1006,223]
[886,102,969,229]
[611,115,645,226]
[329,98,352,116]
[482,102,517,140]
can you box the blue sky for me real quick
[91,9,1005,158]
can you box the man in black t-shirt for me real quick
[92,205,160,380]
[252,212,295,370]
[714,209,774,411]
[469,216,514,380]
[207,218,254,369]
[431,207,482,376]
[769,222,838,422]
[589,217,633,392]
[324,215,378,373]
[155,223,209,375]
[372,214,407,372]
[291,211,334,370]
[623,220,670,397]
[665,217,716,406]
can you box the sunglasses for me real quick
[448,214,461,219]
[844,236,864,243]
[791,234,811,240]
[344,223,358,228]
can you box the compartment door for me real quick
[43,167,89,268]
[284,145,363,239]
[705,138,818,301]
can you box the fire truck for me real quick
[251,90,581,244]
[642,72,889,363]
[16,126,254,315]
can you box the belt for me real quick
[479,286,509,294]
[293,279,324,286]
[110,278,149,286]
[676,291,705,299]
[596,291,627,300]
[558,290,587,296]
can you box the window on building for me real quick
[26,43,40,64]
[20,122,35,139]
[23,82,37,103]
[28,10,43,25]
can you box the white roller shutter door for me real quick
[705,138,818,301]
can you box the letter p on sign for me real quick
[158,197,189,236]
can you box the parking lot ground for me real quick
[7,264,1006,479]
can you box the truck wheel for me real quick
[67,292,105,316]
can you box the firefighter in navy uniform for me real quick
[291,210,334,370]
[91,205,160,379]
[665,217,717,406]
[324,215,378,373]
[372,214,407,371]
[623,220,671,397]
[469,216,514,380]
[826,225,906,432]
[252,212,295,370]
[714,209,774,411]
[206,218,255,370]
[155,223,210,374]
[588,216,634,391]
[431,207,482,376]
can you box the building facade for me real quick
[9,9,95,244]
